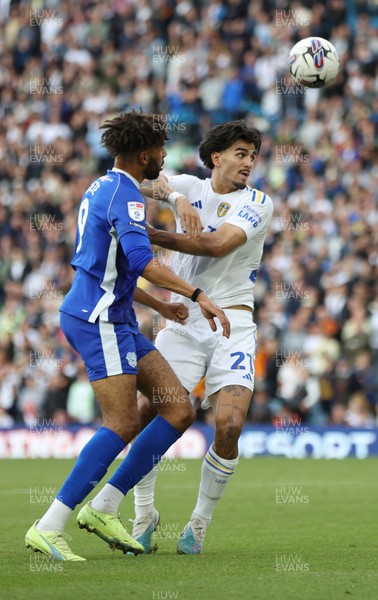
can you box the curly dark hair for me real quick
[199,120,262,169]
[100,109,169,158]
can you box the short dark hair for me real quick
[100,109,169,158]
[199,120,262,169]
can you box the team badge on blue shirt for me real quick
[128,202,145,221]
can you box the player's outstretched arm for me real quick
[140,176,203,240]
[148,222,247,257]
[142,258,230,337]
[133,287,188,324]
[140,174,171,202]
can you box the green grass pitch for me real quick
[1,457,377,600]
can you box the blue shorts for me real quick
[60,312,155,382]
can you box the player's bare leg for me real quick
[35,374,140,535]
[90,351,195,552]
[138,392,158,429]
[212,384,251,458]
[26,374,145,559]
[177,385,252,554]
[127,377,190,552]
[136,350,194,430]
[128,351,193,550]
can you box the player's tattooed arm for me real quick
[140,175,171,202]
[141,175,203,239]
[148,222,247,258]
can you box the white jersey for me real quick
[166,174,273,322]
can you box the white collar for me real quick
[111,167,140,189]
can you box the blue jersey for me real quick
[60,168,153,325]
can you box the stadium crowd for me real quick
[0,0,377,429]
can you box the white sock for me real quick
[134,468,158,520]
[36,499,72,532]
[192,445,238,527]
[90,483,124,514]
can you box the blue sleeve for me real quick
[120,231,153,276]
[108,186,149,240]
[109,184,153,275]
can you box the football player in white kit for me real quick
[122,120,275,554]
[131,121,273,554]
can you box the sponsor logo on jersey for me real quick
[238,210,260,227]
[217,202,231,217]
[127,201,145,221]
[240,205,262,221]
[126,352,137,368]
[128,221,146,230]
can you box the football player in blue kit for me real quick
[25,110,230,561]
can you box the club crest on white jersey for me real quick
[217,202,231,217]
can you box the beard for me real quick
[143,157,162,180]
[231,179,247,190]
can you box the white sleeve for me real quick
[165,174,199,197]
[225,193,273,241]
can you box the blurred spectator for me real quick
[66,363,98,424]
[0,0,377,428]
[248,387,272,424]
[328,403,347,426]
[344,392,375,428]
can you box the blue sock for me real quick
[109,415,182,495]
[57,427,126,509]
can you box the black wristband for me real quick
[190,288,203,302]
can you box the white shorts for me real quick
[155,309,257,409]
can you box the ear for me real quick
[138,150,149,166]
[211,151,220,167]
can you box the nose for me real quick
[162,148,167,159]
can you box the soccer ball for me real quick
[288,37,340,88]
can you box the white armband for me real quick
[167,191,184,206]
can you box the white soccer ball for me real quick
[288,37,340,88]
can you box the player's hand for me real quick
[196,293,230,338]
[159,302,189,324]
[175,196,203,239]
